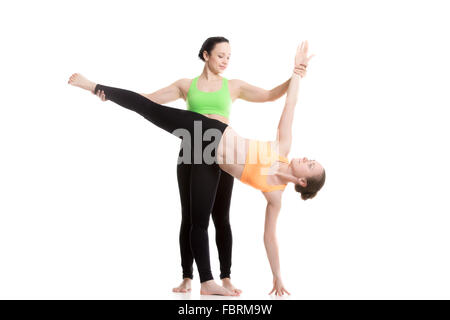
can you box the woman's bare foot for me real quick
[222,278,243,296]
[68,73,97,93]
[200,280,237,296]
[172,278,192,293]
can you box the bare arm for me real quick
[277,41,314,156]
[264,200,282,279]
[276,73,301,156]
[140,78,188,104]
[263,191,290,296]
[234,79,291,102]
[96,79,189,104]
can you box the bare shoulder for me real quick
[228,79,244,89]
[263,190,283,207]
[174,78,194,98]
[228,79,245,100]
[174,78,192,91]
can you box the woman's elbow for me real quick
[267,90,278,102]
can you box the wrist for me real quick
[295,62,307,69]
[293,67,306,77]
[292,71,302,78]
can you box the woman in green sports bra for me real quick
[186,76,232,118]
[95,37,294,296]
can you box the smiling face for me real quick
[203,42,231,74]
[290,157,324,182]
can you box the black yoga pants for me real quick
[94,84,228,282]
[177,154,234,280]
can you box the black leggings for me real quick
[177,155,234,280]
[94,84,229,282]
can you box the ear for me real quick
[203,51,209,61]
[297,178,307,187]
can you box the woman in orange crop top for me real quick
[215,41,326,295]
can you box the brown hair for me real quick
[295,169,326,200]
[198,37,229,61]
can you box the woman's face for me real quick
[204,42,231,73]
[291,157,324,181]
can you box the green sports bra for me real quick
[186,76,232,118]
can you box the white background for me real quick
[1,0,449,299]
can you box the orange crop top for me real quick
[240,140,290,192]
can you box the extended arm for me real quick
[276,41,314,156]
[140,78,188,104]
[276,73,301,156]
[263,192,290,296]
[234,78,291,102]
[96,79,188,104]
[264,201,282,279]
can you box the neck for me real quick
[201,65,221,81]
[275,162,297,185]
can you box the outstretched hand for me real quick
[294,41,314,77]
[295,40,314,66]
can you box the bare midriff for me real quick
[217,127,248,180]
[201,114,246,179]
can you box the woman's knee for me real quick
[212,213,230,228]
